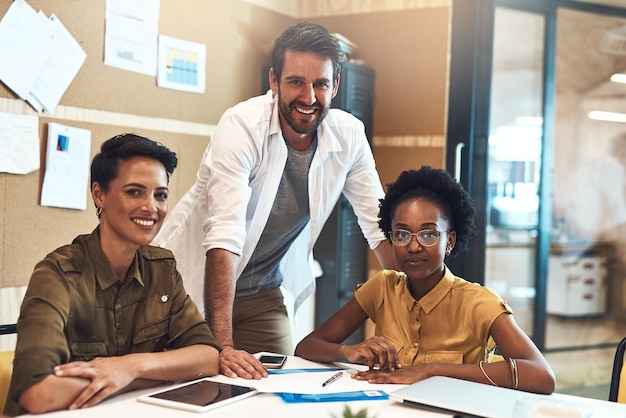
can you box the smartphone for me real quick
[258,354,287,369]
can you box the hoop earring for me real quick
[96,206,102,218]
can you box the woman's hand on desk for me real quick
[219,347,268,380]
[53,356,139,409]
[353,364,430,384]
[344,336,402,372]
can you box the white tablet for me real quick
[137,378,258,413]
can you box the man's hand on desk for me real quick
[219,347,268,380]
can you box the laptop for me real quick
[388,376,542,418]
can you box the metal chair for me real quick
[0,323,16,412]
[609,336,626,402]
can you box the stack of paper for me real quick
[0,0,86,112]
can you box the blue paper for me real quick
[276,390,388,403]
[267,367,344,375]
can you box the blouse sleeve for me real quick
[353,270,390,322]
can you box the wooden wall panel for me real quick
[312,7,450,136]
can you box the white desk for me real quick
[18,356,626,418]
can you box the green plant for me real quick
[332,405,375,418]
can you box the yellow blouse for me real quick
[354,267,512,367]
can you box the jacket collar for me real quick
[86,227,144,289]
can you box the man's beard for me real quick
[278,92,329,136]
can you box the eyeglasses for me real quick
[389,228,447,247]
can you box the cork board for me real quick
[0,0,293,287]
[0,0,289,122]
[0,120,211,288]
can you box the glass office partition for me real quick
[451,0,626,351]
[484,7,544,338]
[547,7,626,350]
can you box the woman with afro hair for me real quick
[296,166,555,394]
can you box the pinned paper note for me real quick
[30,13,87,113]
[157,35,206,94]
[104,0,160,76]
[0,112,40,175]
[40,123,91,210]
[0,0,86,113]
[0,0,53,103]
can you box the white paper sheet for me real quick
[40,123,92,210]
[0,1,86,113]
[205,369,401,395]
[30,13,87,113]
[104,0,160,75]
[157,35,206,94]
[0,0,53,100]
[0,112,40,175]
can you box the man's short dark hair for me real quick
[271,22,345,85]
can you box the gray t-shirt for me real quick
[236,138,317,296]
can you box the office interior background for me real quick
[1,0,626,400]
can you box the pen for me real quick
[322,371,343,387]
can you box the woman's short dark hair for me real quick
[378,166,476,257]
[271,22,345,85]
[91,133,177,192]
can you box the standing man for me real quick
[155,22,395,379]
